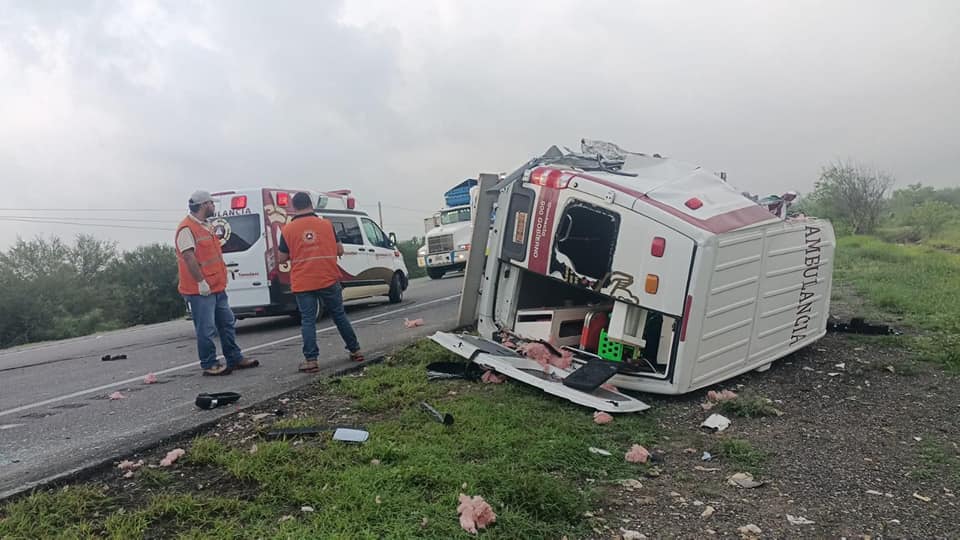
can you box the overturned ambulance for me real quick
[433,140,834,411]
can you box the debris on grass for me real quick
[593,411,614,425]
[701,451,713,461]
[117,459,144,472]
[694,466,721,472]
[619,479,643,490]
[589,447,612,457]
[738,523,762,539]
[301,506,315,513]
[701,505,715,518]
[620,530,647,540]
[913,492,932,502]
[625,444,650,464]
[159,448,185,467]
[404,318,425,329]
[109,391,125,400]
[457,494,497,534]
[701,414,731,432]
[727,472,764,489]
[787,514,815,526]
[481,370,506,384]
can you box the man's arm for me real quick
[181,249,205,282]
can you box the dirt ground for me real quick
[595,333,960,539]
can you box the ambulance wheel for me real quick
[389,272,404,303]
[427,267,446,280]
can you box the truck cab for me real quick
[420,179,478,279]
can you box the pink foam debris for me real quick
[518,342,573,371]
[117,459,144,471]
[600,383,618,392]
[625,444,650,464]
[481,371,507,384]
[159,448,185,467]
[143,373,158,384]
[501,340,517,349]
[707,390,738,402]
[593,411,614,425]
[109,391,125,400]
[457,493,497,534]
[404,318,424,328]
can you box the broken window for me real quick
[551,201,620,281]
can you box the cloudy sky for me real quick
[0,0,957,250]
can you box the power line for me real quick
[0,215,175,224]
[0,217,172,232]
[0,208,182,213]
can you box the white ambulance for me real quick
[207,188,409,319]
[434,140,835,409]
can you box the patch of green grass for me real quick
[714,438,767,473]
[0,485,111,539]
[909,440,960,483]
[718,393,781,418]
[138,468,172,488]
[835,235,960,371]
[2,340,663,539]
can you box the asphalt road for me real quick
[0,275,464,499]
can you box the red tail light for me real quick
[651,236,666,257]
[231,195,247,210]
[347,196,356,210]
[276,192,290,206]
[685,197,703,210]
[680,295,693,342]
[529,167,570,189]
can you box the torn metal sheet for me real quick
[431,332,650,413]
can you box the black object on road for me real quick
[195,392,241,410]
[101,354,128,361]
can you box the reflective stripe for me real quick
[291,255,340,265]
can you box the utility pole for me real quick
[378,201,384,228]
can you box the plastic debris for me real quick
[701,414,731,432]
[518,342,573,371]
[701,505,716,518]
[593,411,614,425]
[620,530,646,540]
[625,444,650,464]
[727,472,764,489]
[109,391,125,400]
[457,494,497,534]
[159,448,185,467]
[370,459,381,466]
[865,490,884,496]
[481,370,507,384]
[701,451,713,461]
[589,447,612,456]
[620,479,643,490]
[101,354,127,361]
[404,318,425,329]
[913,492,932,502]
[787,514,815,525]
[695,466,721,472]
[333,428,369,443]
[301,506,315,513]
[143,373,158,384]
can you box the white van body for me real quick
[208,188,409,319]
[436,141,835,396]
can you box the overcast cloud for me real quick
[0,0,957,249]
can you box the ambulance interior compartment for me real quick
[507,265,678,379]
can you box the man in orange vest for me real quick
[278,192,364,373]
[176,190,259,376]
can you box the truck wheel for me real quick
[388,272,404,303]
[427,267,446,280]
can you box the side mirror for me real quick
[388,232,398,247]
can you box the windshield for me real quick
[440,207,471,225]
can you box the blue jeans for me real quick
[295,283,360,360]
[184,292,244,369]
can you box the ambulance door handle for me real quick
[226,263,239,267]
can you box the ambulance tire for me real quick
[388,272,404,303]
[427,267,446,280]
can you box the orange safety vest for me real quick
[176,216,228,295]
[281,214,340,293]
